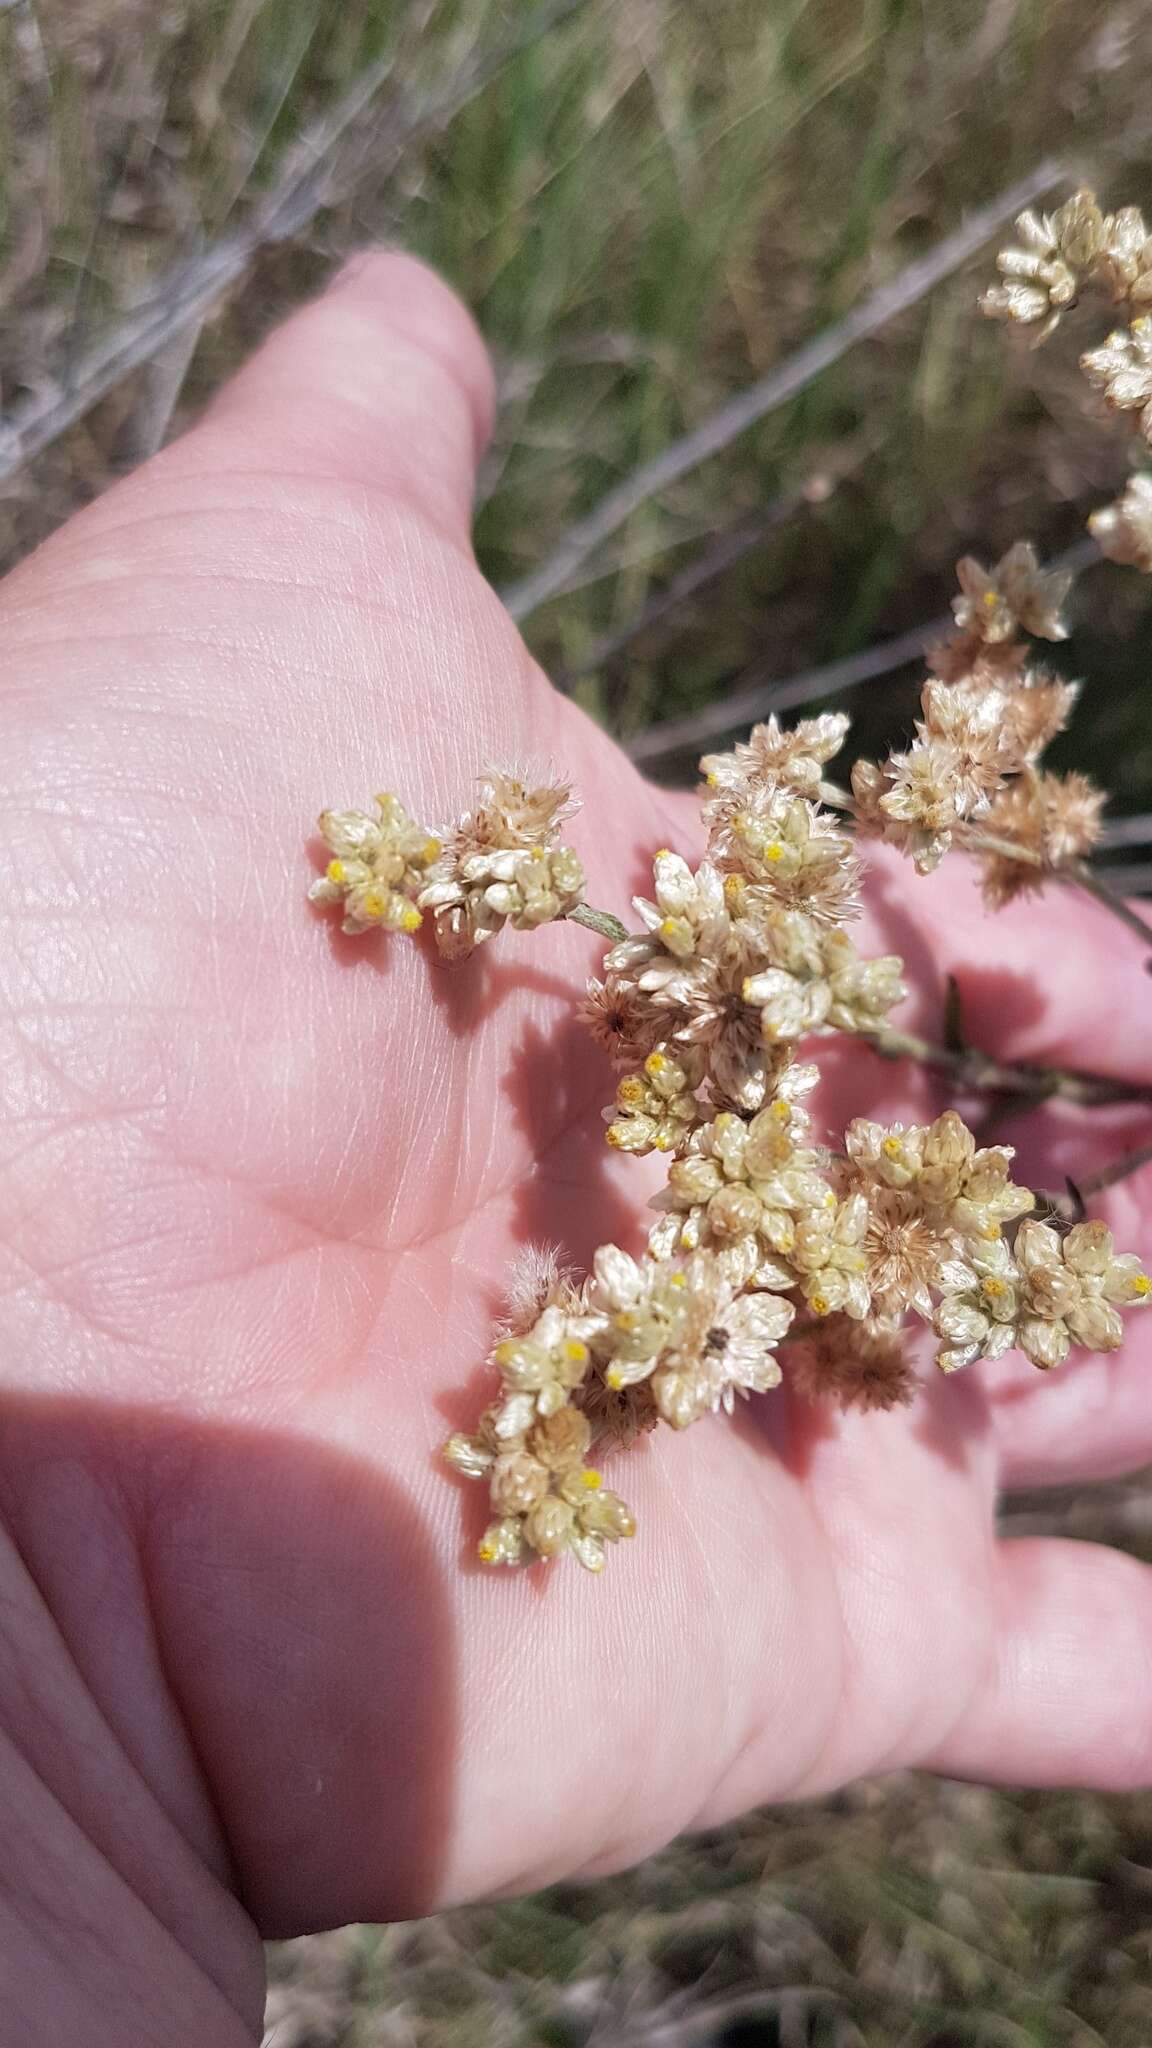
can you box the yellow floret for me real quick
[882,1137,903,1159]
[1133,1274,1151,1297]
[326,859,346,884]
[809,1293,830,1316]
[564,1339,589,1364]
[399,904,422,932]
[606,1366,625,1391]
[581,1468,602,1489]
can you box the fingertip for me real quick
[321,249,496,458]
[925,1537,1152,1790]
[194,248,496,546]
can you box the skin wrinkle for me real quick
[0,1505,257,2027]
[5,468,478,582]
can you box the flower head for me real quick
[649,1071,831,1287]
[978,771,1105,907]
[309,792,441,935]
[700,713,850,813]
[1081,318,1152,436]
[785,1315,917,1412]
[845,1111,1033,1248]
[468,1402,637,1572]
[979,191,1108,340]
[710,793,861,926]
[419,769,584,958]
[604,1045,706,1156]
[934,1220,1150,1374]
[1089,471,1152,572]
[590,1245,792,1427]
[951,543,1071,646]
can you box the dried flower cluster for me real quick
[983,185,1152,578]
[846,546,1103,904]
[309,770,585,956]
[308,187,1151,1575]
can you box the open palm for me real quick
[2,255,1151,1982]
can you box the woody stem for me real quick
[859,1024,1152,1111]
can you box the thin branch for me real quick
[551,480,824,693]
[629,618,946,762]
[1094,859,1152,895]
[1076,1140,1152,1198]
[111,316,205,468]
[1059,857,1152,948]
[962,826,1152,950]
[502,160,1068,623]
[860,1025,1152,1111]
[0,0,593,485]
[1099,811,1152,851]
[627,535,1100,763]
[1037,1139,1152,1224]
[564,903,628,943]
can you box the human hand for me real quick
[2,255,1150,2039]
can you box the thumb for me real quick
[156,251,495,554]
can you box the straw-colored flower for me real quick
[419,769,584,958]
[309,791,441,935]
[484,1299,603,1441]
[852,742,963,874]
[787,1192,872,1320]
[742,912,905,1042]
[934,1220,1150,1374]
[590,1245,792,1426]
[606,892,779,1112]
[580,974,666,1069]
[700,712,850,811]
[648,1072,831,1287]
[604,1045,705,1156]
[710,793,861,926]
[999,669,1080,764]
[845,1111,1033,1249]
[420,841,585,959]
[1081,317,1152,437]
[979,191,1107,339]
[627,850,729,962]
[951,543,1071,646]
[1089,472,1152,572]
[465,1402,637,1572]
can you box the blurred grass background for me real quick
[4,1,1152,2039]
